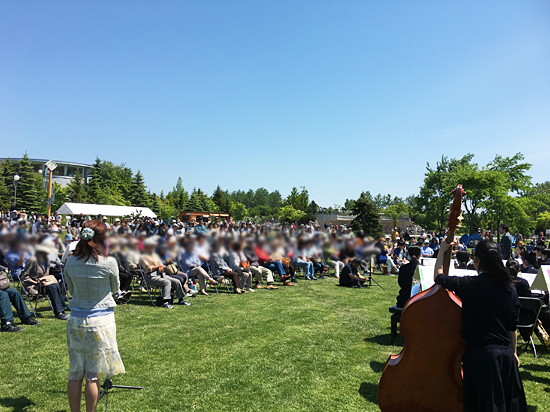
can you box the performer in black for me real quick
[395,246,420,308]
[434,239,527,412]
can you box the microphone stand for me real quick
[98,377,146,412]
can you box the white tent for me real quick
[57,202,157,218]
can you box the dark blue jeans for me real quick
[263,261,286,276]
[45,283,67,315]
[0,288,32,323]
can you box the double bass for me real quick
[378,185,467,412]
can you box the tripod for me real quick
[362,257,384,290]
[98,377,146,412]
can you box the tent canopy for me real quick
[57,202,157,218]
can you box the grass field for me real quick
[0,274,548,412]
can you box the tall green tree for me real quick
[351,192,382,237]
[17,153,43,212]
[66,169,86,203]
[130,170,150,207]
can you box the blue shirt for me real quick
[194,225,208,235]
[5,249,30,274]
[421,246,434,257]
[179,250,201,274]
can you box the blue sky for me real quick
[1,1,549,206]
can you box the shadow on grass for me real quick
[369,361,385,373]
[364,334,404,347]
[0,397,36,412]
[358,382,378,404]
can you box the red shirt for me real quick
[254,246,271,266]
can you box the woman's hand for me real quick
[515,352,520,367]
[439,239,455,254]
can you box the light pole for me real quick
[13,174,20,207]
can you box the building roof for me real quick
[0,158,93,168]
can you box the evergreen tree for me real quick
[130,170,150,207]
[66,169,86,203]
[351,192,382,237]
[86,157,103,204]
[0,158,16,211]
[17,153,42,212]
[212,185,233,213]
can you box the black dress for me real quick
[435,273,528,412]
[396,260,418,308]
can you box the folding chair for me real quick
[9,270,38,318]
[138,265,161,306]
[518,297,543,358]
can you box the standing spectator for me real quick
[499,224,513,260]
[64,220,125,412]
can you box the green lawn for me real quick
[1,275,548,412]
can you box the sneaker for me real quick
[162,302,174,309]
[117,291,132,303]
[55,312,70,320]
[21,317,40,326]
[177,300,191,306]
[319,275,326,280]
[311,276,318,280]
[1,322,23,332]
[185,292,195,298]
[247,288,256,292]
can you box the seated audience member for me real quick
[209,240,243,294]
[294,239,316,280]
[322,240,344,278]
[374,236,397,274]
[339,240,357,265]
[421,240,434,257]
[506,260,532,298]
[243,238,278,289]
[229,241,253,292]
[194,218,208,236]
[429,237,440,258]
[124,238,141,271]
[109,238,133,303]
[29,240,70,320]
[140,238,188,308]
[392,240,408,268]
[0,268,40,331]
[255,237,289,282]
[514,244,525,260]
[156,238,194,300]
[339,258,367,288]
[195,234,211,272]
[520,251,538,274]
[396,246,421,308]
[541,249,550,265]
[455,251,476,270]
[269,239,295,286]
[179,239,218,296]
[305,238,327,278]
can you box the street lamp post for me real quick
[13,174,20,207]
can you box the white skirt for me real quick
[67,312,125,381]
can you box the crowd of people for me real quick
[1,210,388,331]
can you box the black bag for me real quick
[0,271,10,291]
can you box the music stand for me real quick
[362,256,385,290]
[98,377,146,412]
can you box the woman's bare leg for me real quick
[68,379,83,412]
[84,379,101,412]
